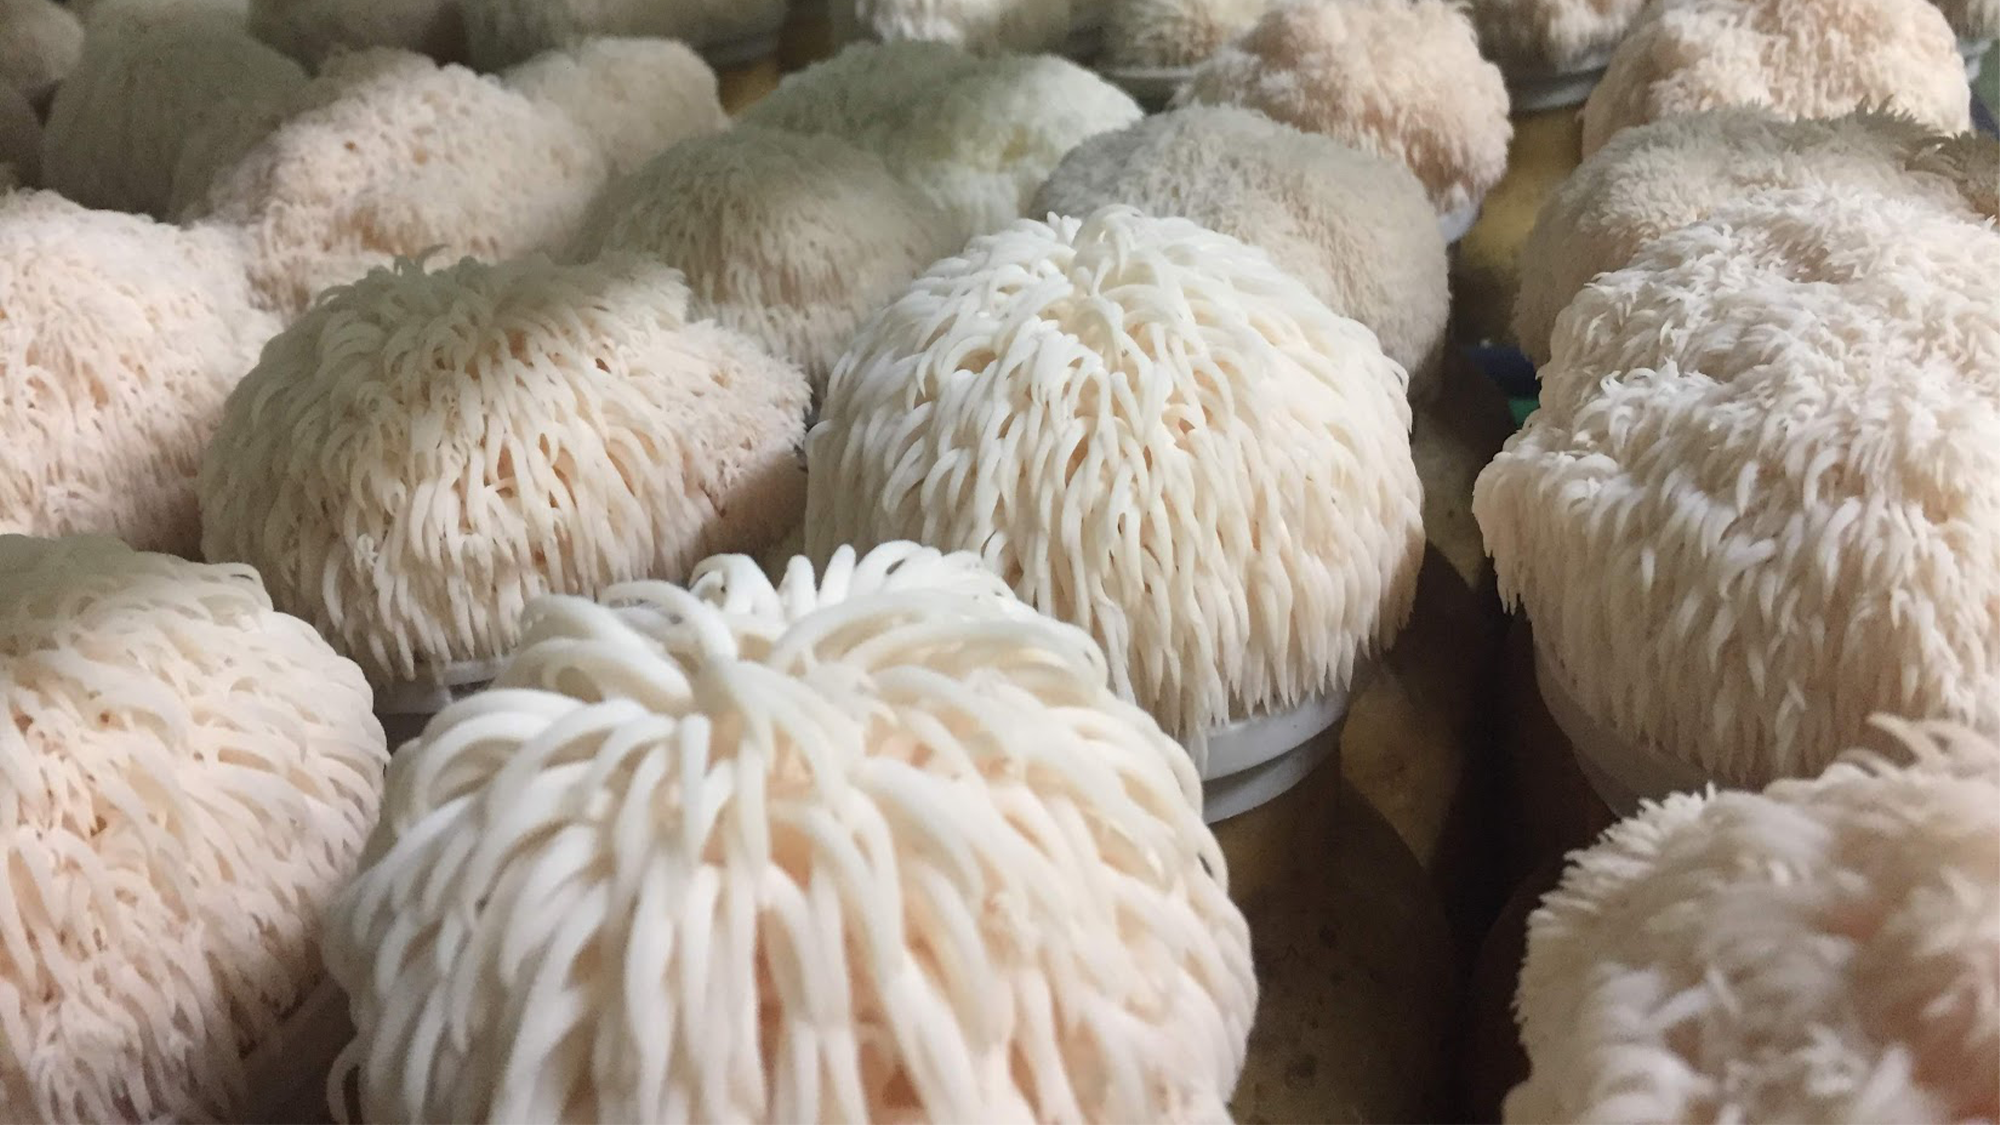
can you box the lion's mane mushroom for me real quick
[324,539,1257,1122]
[568,126,959,396]
[0,532,388,1123]
[745,40,1141,239]
[1475,187,2000,797]
[1579,0,1971,156]
[805,206,1425,757]
[1175,0,1511,236]
[1032,105,1450,392]
[1513,110,1995,365]
[0,191,278,555]
[184,48,607,316]
[40,1,305,216]
[0,0,82,108]
[501,36,727,178]
[1508,717,2000,1123]
[197,253,809,710]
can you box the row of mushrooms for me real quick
[1,0,1997,1120]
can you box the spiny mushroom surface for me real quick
[1513,110,1995,364]
[198,253,809,695]
[1100,0,1270,68]
[1032,105,1449,391]
[502,37,726,178]
[185,48,606,316]
[1508,717,2000,1124]
[1175,0,1511,228]
[1579,0,1971,155]
[1475,187,2000,789]
[324,540,1257,1123]
[1464,0,1644,79]
[246,0,462,66]
[569,126,959,397]
[0,533,388,1123]
[39,1,305,216]
[457,0,786,70]
[746,41,1141,239]
[836,0,1079,51]
[806,206,1425,749]
[0,0,82,106]
[1,191,278,555]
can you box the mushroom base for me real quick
[374,657,508,749]
[1200,664,1371,823]
[1532,638,1709,817]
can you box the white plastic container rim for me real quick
[1532,638,1710,819]
[1438,199,1483,245]
[241,977,349,1124]
[1193,662,1370,823]
[374,655,508,718]
[1504,49,1612,113]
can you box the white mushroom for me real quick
[324,539,1257,1123]
[568,126,960,395]
[501,36,727,178]
[806,206,1425,753]
[0,191,279,555]
[1476,186,2000,790]
[1580,0,1972,155]
[0,533,388,1123]
[197,252,810,696]
[1509,717,2000,1123]
[1032,105,1451,392]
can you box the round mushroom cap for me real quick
[806,206,1425,747]
[0,191,279,555]
[1508,719,2000,1124]
[1579,0,1972,156]
[1474,187,2000,789]
[323,539,1256,1122]
[0,533,388,1123]
[39,3,306,216]
[1464,0,1644,77]
[1176,0,1511,226]
[501,36,727,178]
[837,0,1080,51]
[746,41,1142,239]
[458,0,786,70]
[246,0,463,66]
[1101,0,1272,68]
[187,48,607,316]
[0,76,36,183]
[1033,105,1450,392]
[0,0,82,106]
[569,126,961,396]
[198,253,810,692]
[1513,110,1994,365]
